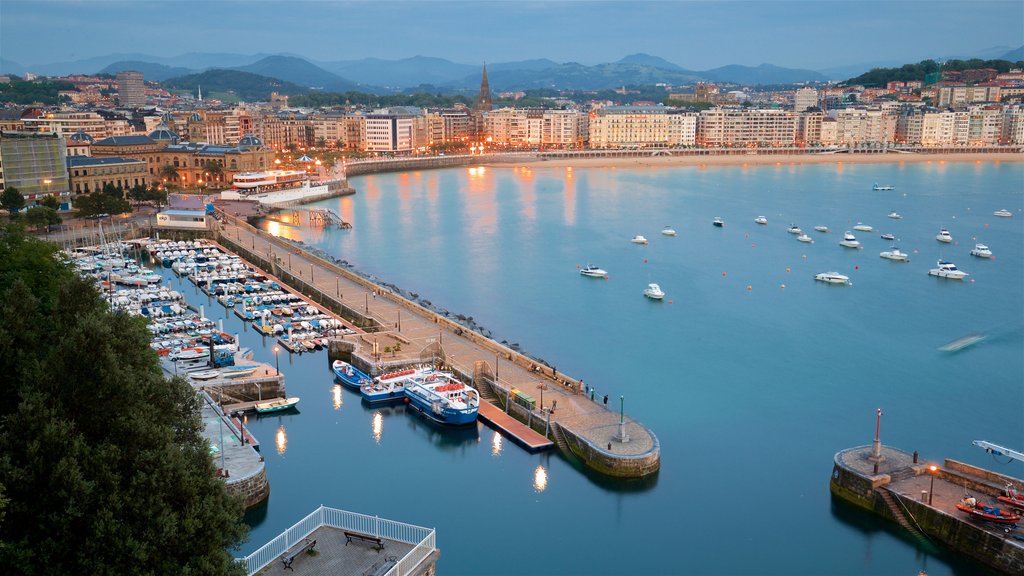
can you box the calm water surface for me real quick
[227,160,1023,575]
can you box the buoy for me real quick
[576,264,580,269]
[668,300,673,304]
[752,243,756,248]
[722,272,727,277]
[745,233,749,239]
[604,275,609,279]
[970,279,975,283]
[746,285,752,291]
[802,255,807,259]
[644,259,648,263]
[855,265,859,270]
[984,223,989,228]
[780,284,786,289]
[785,267,790,273]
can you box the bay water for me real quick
[218,160,1023,575]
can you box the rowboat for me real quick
[255,397,300,414]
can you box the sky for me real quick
[2,0,1022,71]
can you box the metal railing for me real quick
[237,505,436,575]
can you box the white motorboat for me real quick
[814,226,829,233]
[936,228,953,243]
[661,226,677,236]
[631,235,649,245]
[787,225,802,234]
[643,283,665,300]
[815,272,850,284]
[580,265,608,277]
[929,260,968,279]
[853,223,873,232]
[797,234,814,243]
[880,233,895,241]
[839,232,862,249]
[754,216,768,225]
[970,243,993,258]
[873,183,894,191]
[888,212,902,219]
[188,370,221,381]
[879,247,910,262]
[712,217,724,227]
[993,209,1013,218]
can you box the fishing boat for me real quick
[643,283,665,300]
[839,232,861,249]
[404,373,479,425]
[754,216,768,225]
[797,234,814,243]
[872,183,894,191]
[955,497,1021,525]
[880,233,895,241]
[362,369,440,404]
[630,235,649,245]
[712,217,725,228]
[255,397,300,414]
[853,223,873,232]
[888,212,902,219]
[221,364,259,378]
[929,260,968,279]
[993,209,1013,218]
[970,243,993,258]
[936,228,953,243]
[814,225,829,233]
[879,247,910,262]
[997,484,1024,510]
[661,226,677,236]
[580,265,608,278]
[787,225,802,234]
[815,272,850,285]
[332,360,373,389]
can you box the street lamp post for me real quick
[273,345,280,375]
[928,465,937,505]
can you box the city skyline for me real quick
[2,1,1022,72]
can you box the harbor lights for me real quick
[616,396,630,443]
[929,465,937,505]
[537,383,545,411]
[273,345,280,375]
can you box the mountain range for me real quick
[2,46,1021,94]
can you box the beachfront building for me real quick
[0,131,71,203]
[588,105,669,149]
[935,83,1002,107]
[697,108,798,148]
[920,110,958,146]
[1002,105,1024,144]
[825,108,897,146]
[484,108,587,149]
[364,108,419,154]
[667,111,698,146]
[796,110,824,145]
[67,156,148,195]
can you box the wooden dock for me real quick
[477,401,553,452]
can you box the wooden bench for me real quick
[281,538,316,571]
[344,530,384,552]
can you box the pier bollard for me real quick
[913,451,918,464]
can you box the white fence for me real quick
[238,505,436,575]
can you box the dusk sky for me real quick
[2,0,1022,70]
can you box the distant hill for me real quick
[487,59,559,73]
[0,58,26,76]
[846,58,1024,87]
[1001,45,1024,61]
[320,56,477,89]
[161,69,309,101]
[459,62,706,91]
[99,61,195,82]
[232,56,360,92]
[703,63,828,85]
[617,53,687,72]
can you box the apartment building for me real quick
[794,87,819,112]
[697,108,797,147]
[589,105,669,149]
[0,131,71,200]
[364,108,418,153]
[116,70,146,108]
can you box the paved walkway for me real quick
[217,217,658,464]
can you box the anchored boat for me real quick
[332,360,372,390]
[580,265,608,278]
[255,397,300,414]
[404,373,479,426]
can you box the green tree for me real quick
[0,225,248,574]
[158,164,180,187]
[38,195,60,210]
[24,206,61,230]
[202,161,224,184]
[1,187,25,217]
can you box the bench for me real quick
[344,530,384,552]
[281,538,316,571]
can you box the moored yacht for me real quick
[754,216,768,225]
[970,243,993,258]
[936,228,953,243]
[814,225,829,233]
[879,247,909,262]
[815,272,850,284]
[643,283,665,300]
[853,223,873,232]
[929,260,968,279]
[839,232,861,249]
[631,235,649,244]
[993,209,1013,217]
[661,226,677,236]
[797,234,814,243]
[880,233,895,241]
[580,265,608,277]
[888,212,902,219]
[712,217,724,227]
[787,225,802,234]
[873,183,894,191]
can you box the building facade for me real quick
[0,131,71,201]
[67,156,148,195]
[117,70,146,108]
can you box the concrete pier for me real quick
[213,213,660,478]
[831,445,1024,575]
[199,392,269,509]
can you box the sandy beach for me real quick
[516,151,1022,169]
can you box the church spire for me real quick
[475,63,492,111]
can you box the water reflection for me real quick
[491,431,503,457]
[332,384,343,410]
[372,411,383,444]
[275,425,287,455]
[533,464,548,493]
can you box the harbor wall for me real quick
[557,423,661,478]
[226,462,269,509]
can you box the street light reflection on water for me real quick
[332,384,343,410]
[533,465,548,493]
[275,425,287,455]
[372,411,383,444]
[491,431,503,457]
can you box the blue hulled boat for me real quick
[361,365,438,404]
[404,373,479,426]
[332,360,372,390]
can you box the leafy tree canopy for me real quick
[24,206,61,229]
[1,187,25,216]
[73,191,131,217]
[0,225,248,574]
[0,77,77,105]
[846,58,1024,87]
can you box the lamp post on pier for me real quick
[273,345,280,375]
[928,465,937,505]
[615,395,630,443]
